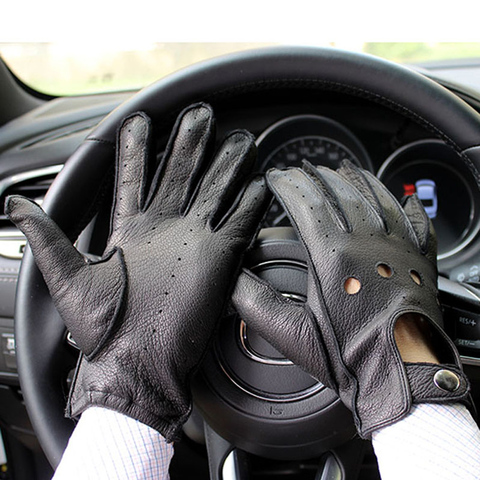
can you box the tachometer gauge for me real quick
[257,115,371,227]
[378,140,480,259]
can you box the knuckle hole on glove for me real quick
[410,270,422,285]
[377,263,393,278]
[344,277,361,295]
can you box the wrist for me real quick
[394,313,440,364]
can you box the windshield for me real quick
[2,42,480,97]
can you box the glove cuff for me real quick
[406,362,470,405]
[65,356,189,442]
[358,362,472,438]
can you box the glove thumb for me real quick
[6,195,127,359]
[232,268,329,381]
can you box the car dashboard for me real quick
[0,57,480,479]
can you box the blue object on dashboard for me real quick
[415,179,438,219]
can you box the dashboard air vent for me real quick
[0,165,62,259]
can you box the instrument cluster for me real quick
[256,115,480,261]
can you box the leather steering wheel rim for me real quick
[14,46,480,468]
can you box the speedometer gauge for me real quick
[262,136,358,171]
[257,115,371,227]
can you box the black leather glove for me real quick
[232,160,470,437]
[6,103,270,441]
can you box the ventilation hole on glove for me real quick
[302,194,305,198]
[152,328,156,334]
[310,206,314,210]
[152,227,156,230]
[326,234,329,238]
[332,248,336,252]
[171,274,175,278]
[165,292,169,295]
[147,241,151,245]
[125,146,128,149]
[178,258,181,261]
[377,263,393,278]
[410,270,422,285]
[124,164,127,167]
[296,186,299,189]
[189,229,193,232]
[184,242,187,245]
[226,151,230,155]
[344,277,361,295]
[128,129,131,133]
[159,310,162,314]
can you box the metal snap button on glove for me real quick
[434,369,461,392]
[6,103,271,441]
[233,160,470,437]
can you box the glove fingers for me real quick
[219,175,271,239]
[112,113,151,225]
[145,103,215,217]
[266,167,352,248]
[232,269,328,378]
[190,130,256,225]
[402,194,437,262]
[302,161,388,234]
[334,160,388,229]
[336,160,415,239]
[5,195,85,281]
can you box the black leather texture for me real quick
[232,160,469,437]
[6,104,270,441]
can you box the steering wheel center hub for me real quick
[192,228,355,460]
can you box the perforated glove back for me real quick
[6,104,270,441]
[233,160,470,437]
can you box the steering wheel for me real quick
[14,46,480,472]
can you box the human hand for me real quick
[233,160,469,437]
[6,104,270,441]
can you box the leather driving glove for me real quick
[6,103,270,441]
[233,160,470,437]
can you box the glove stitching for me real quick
[84,247,128,361]
[267,173,359,395]
[298,168,352,233]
